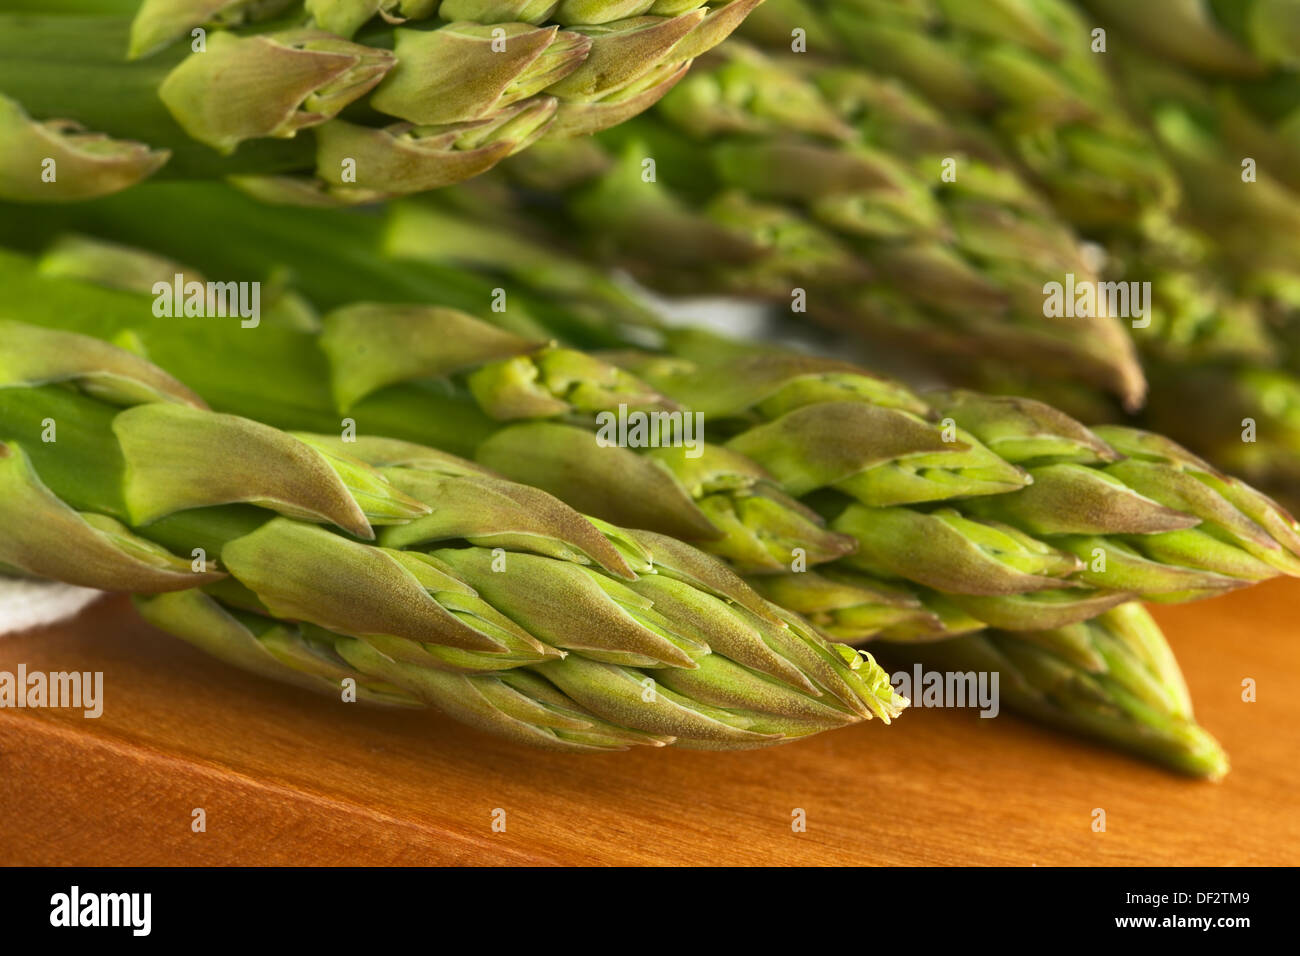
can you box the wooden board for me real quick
[2,581,1297,866]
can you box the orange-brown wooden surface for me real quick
[2,581,1297,866]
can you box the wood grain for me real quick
[2,581,1297,866]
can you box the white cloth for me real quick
[0,578,104,635]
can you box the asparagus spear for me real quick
[495,45,1150,407]
[0,321,907,749]
[0,320,1226,772]
[548,37,1283,379]
[878,602,1230,780]
[0,0,762,201]
[1077,3,1300,507]
[132,584,1228,774]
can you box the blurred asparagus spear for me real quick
[496,45,1150,408]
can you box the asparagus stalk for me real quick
[545,37,1285,377]
[0,328,1224,773]
[0,0,762,201]
[0,321,906,750]
[742,4,1300,437]
[132,582,1228,774]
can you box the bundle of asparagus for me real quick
[0,1,1267,792]
[0,0,762,202]
[0,196,1284,780]
[0,268,1231,776]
